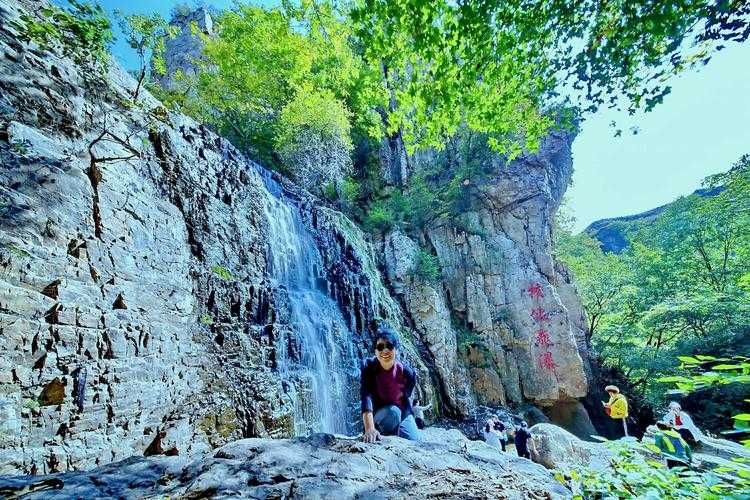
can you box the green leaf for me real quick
[713,364,743,371]
[677,356,700,364]
[211,265,234,281]
[657,376,689,383]
[694,355,717,361]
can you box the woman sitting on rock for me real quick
[663,402,705,446]
[360,324,420,443]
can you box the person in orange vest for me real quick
[603,385,629,438]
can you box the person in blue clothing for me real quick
[654,421,693,469]
[360,324,420,443]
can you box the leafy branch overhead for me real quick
[352,0,750,126]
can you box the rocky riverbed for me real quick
[0,428,571,499]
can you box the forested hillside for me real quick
[556,156,750,434]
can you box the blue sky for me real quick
[569,42,750,231]
[98,1,750,232]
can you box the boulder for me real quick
[530,423,612,471]
[544,400,598,439]
[0,429,571,499]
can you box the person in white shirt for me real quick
[482,419,502,449]
[492,415,508,451]
[412,399,432,429]
[663,401,706,445]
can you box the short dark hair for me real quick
[373,323,400,350]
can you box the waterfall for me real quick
[259,171,358,435]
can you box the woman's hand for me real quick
[362,411,380,443]
[363,428,381,443]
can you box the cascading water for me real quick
[259,170,359,435]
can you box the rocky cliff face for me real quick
[0,0,592,476]
[154,7,213,90]
[383,132,591,421]
[0,0,430,474]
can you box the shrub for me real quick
[363,200,395,233]
[556,438,750,498]
[341,177,361,205]
[321,182,338,201]
[402,174,440,228]
[412,249,441,283]
[453,215,487,238]
[116,11,177,100]
[211,265,233,281]
[15,0,113,71]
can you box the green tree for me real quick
[179,2,362,188]
[351,0,750,150]
[116,12,177,101]
[555,207,632,343]
[274,83,354,189]
[350,0,555,165]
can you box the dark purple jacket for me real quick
[360,357,416,418]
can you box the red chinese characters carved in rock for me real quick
[527,282,544,299]
[534,328,551,348]
[539,351,557,371]
[530,307,549,322]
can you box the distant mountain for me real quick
[585,187,723,253]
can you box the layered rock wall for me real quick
[0,1,430,474]
[0,0,593,476]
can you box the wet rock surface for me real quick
[0,428,571,499]
[0,0,423,474]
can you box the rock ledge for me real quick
[0,428,570,499]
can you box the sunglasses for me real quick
[375,342,395,352]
